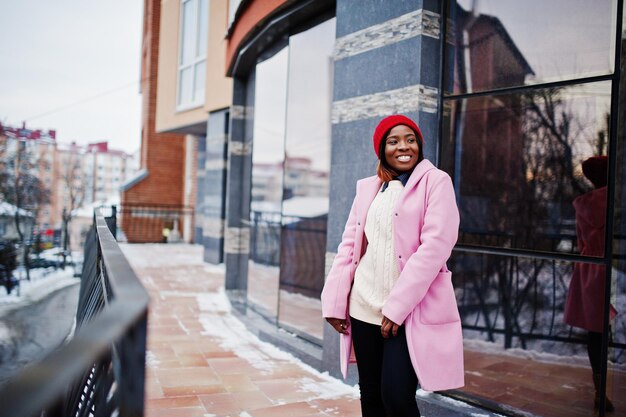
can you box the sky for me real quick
[0,0,144,154]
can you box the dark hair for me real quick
[376,127,424,182]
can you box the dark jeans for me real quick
[350,316,420,417]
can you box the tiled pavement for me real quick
[121,243,362,417]
[120,243,506,417]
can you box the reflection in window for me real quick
[445,0,617,95]
[278,18,336,342]
[451,250,624,415]
[247,47,289,319]
[442,82,611,254]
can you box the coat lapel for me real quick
[403,159,436,192]
[358,176,382,224]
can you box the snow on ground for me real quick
[0,266,79,318]
[120,243,210,269]
[196,287,360,401]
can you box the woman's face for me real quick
[384,124,420,172]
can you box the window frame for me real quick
[176,0,208,111]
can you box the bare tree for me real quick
[59,151,85,267]
[0,138,51,280]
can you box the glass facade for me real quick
[446,0,617,94]
[444,1,624,415]
[609,4,626,408]
[246,19,336,341]
[247,46,289,319]
[442,82,611,255]
[278,18,335,342]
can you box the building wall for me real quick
[196,109,229,264]
[204,0,232,111]
[155,0,232,133]
[225,0,286,75]
[122,0,190,243]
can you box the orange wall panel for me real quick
[226,0,286,73]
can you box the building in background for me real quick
[57,141,137,250]
[119,0,232,244]
[83,142,136,204]
[0,123,137,251]
[0,123,58,231]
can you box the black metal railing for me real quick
[0,212,149,417]
[452,250,626,361]
[118,203,194,243]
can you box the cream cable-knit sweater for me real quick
[349,180,402,325]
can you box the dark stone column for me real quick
[224,76,254,306]
[197,109,229,264]
[323,0,443,379]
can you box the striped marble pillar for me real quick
[224,77,254,301]
[322,0,443,378]
[197,109,229,264]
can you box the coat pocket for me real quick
[419,271,461,325]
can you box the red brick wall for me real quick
[121,0,189,242]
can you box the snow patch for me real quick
[145,350,160,368]
[0,202,33,217]
[297,377,359,401]
[197,288,359,400]
[0,268,79,317]
[0,322,13,341]
[197,289,231,314]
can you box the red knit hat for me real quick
[372,114,423,158]
[582,155,608,188]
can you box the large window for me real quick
[446,0,616,95]
[247,45,289,319]
[247,18,336,343]
[177,0,208,110]
[442,1,623,416]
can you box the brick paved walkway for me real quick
[120,243,362,417]
[122,243,620,417]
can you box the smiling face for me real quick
[383,124,421,173]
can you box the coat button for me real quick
[354,261,358,265]
[357,222,360,225]
[395,213,398,216]
[399,255,402,259]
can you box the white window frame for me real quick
[177,0,209,111]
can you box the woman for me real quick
[321,114,463,417]
[564,155,616,411]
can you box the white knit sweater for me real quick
[349,180,402,325]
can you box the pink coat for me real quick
[321,159,464,391]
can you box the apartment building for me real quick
[121,0,231,245]
[0,123,58,230]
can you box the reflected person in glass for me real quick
[563,155,617,412]
[321,115,464,417]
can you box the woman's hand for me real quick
[381,316,400,338]
[326,317,350,334]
